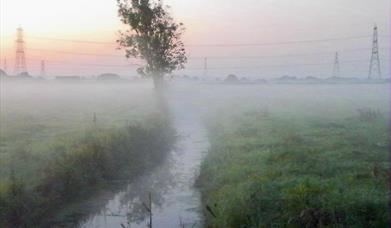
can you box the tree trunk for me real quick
[152,73,165,90]
[152,72,170,125]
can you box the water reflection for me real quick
[77,86,208,228]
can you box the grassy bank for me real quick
[0,82,174,226]
[0,119,175,227]
[0,82,158,182]
[197,110,389,227]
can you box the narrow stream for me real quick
[80,86,209,227]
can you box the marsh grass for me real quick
[197,110,389,227]
[0,120,175,227]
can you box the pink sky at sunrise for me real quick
[0,0,389,78]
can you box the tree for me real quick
[225,74,239,83]
[117,0,187,89]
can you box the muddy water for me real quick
[80,86,209,228]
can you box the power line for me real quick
[5,30,388,75]
[186,35,372,47]
[28,36,116,45]
[185,59,369,70]
[26,48,126,57]
[189,48,389,60]
[21,57,369,69]
[11,46,387,60]
[25,58,141,67]
[25,35,375,47]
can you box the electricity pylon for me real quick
[368,24,381,79]
[332,52,340,78]
[40,60,46,77]
[14,26,27,75]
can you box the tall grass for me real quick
[0,121,175,227]
[197,110,389,227]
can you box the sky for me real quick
[0,0,390,78]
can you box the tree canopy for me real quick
[117,0,187,89]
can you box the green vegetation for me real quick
[117,0,187,89]
[0,119,175,227]
[0,82,158,184]
[198,109,389,227]
[0,82,175,226]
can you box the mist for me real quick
[1,0,390,227]
[1,77,389,227]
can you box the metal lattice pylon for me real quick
[14,26,27,75]
[368,25,381,79]
[332,52,340,78]
[40,60,46,77]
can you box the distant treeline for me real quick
[2,70,390,84]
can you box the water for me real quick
[56,83,388,228]
[80,85,209,228]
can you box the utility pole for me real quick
[332,52,340,78]
[368,24,381,79]
[14,26,27,75]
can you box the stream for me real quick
[79,85,209,228]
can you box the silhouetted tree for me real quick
[225,74,239,83]
[117,0,187,89]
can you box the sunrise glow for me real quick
[0,0,390,77]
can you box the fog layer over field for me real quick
[0,80,389,227]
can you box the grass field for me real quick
[0,82,157,181]
[0,81,175,226]
[1,81,389,227]
[197,85,390,227]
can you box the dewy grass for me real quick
[197,110,389,227]
[0,119,176,227]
